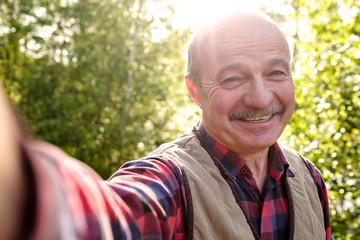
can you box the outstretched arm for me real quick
[0,86,27,240]
[23,142,186,239]
[0,85,187,239]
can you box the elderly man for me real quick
[0,11,331,240]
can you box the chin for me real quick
[239,135,279,149]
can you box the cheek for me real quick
[275,82,294,105]
[276,85,295,121]
[208,90,237,112]
[200,93,229,123]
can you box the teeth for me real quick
[242,114,272,123]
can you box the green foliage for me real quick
[281,0,360,238]
[2,0,358,238]
[0,0,194,178]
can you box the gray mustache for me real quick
[229,106,284,120]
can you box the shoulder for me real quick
[152,131,199,155]
[302,157,328,197]
[110,155,185,186]
[280,145,325,186]
[281,145,327,194]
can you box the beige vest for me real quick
[152,129,326,240]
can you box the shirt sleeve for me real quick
[26,141,187,240]
[306,160,333,240]
[108,156,187,239]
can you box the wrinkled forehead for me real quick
[193,12,290,58]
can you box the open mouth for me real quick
[229,106,283,123]
[240,114,273,123]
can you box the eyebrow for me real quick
[212,62,246,80]
[266,58,291,72]
[212,57,291,80]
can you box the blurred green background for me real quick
[0,0,359,238]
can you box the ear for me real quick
[185,76,201,107]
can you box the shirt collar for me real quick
[198,124,293,180]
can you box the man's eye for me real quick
[220,77,245,88]
[223,77,239,83]
[270,70,285,76]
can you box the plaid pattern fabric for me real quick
[26,126,331,239]
[26,141,187,239]
[108,156,187,239]
[199,125,332,240]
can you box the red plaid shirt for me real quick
[198,125,332,239]
[25,126,331,239]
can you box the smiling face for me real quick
[186,13,295,157]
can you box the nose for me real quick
[243,76,272,109]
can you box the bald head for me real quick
[186,11,290,86]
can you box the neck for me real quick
[240,148,269,193]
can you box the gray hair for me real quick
[185,23,214,87]
[185,31,202,87]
